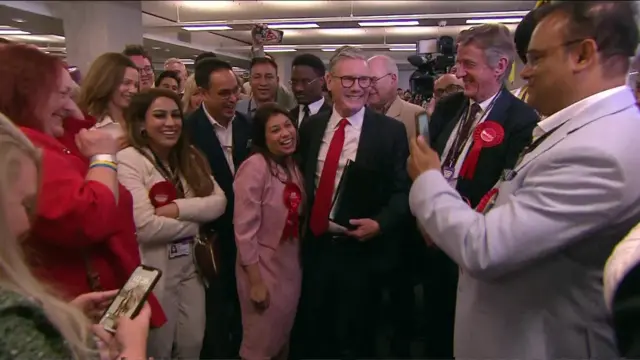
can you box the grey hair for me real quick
[164,57,184,68]
[457,24,515,82]
[329,46,367,73]
[367,55,399,77]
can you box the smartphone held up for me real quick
[98,265,162,333]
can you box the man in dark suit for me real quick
[293,46,410,359]
[289,53,332,128]
[187,58,252,359]
[422,24,538,359]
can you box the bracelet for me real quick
[89,160,117,171]
[90,154,117,164]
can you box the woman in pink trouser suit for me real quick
[233,103,304,360]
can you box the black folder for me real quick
[329,160,380,229]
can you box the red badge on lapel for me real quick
[281,182,302,241]
[459,121,504,180]
[149,181,178,208]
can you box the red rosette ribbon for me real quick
[475,188,499,214]
[281,182,302,241]
[459,121,505,180]
[149,181,178,208]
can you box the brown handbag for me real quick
[193,226,222,288]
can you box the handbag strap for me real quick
[136,147,185,198]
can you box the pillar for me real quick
[61,1,143,74]
[272,53,294,85]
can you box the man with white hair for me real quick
[368,55,424,142]
[164,57,188,93]
[294,46,410,359]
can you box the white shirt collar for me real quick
[470,89,500,113]
[300,97,325,115]
[329,105,365,130]
[533,85,629,138]
[94,114,116,128]
[202,103,234,129]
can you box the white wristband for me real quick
[90,154,117,164]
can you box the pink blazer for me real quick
[233,154,305,265]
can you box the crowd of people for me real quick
[1,1,640,360]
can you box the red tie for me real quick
[310,118,349,236]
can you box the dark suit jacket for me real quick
[288,99,332,128]
[613,261,640,358]
[297,107,410,272]
[186,107,252,235]
[429,88,538,207]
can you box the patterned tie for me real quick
[309,118,349,236]
[443,102,482,166]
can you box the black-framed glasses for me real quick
[289,77,320,87]
[331,75,372,88]
[526,38,586,66]
[372,73,392,84]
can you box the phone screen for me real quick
[99,265,161,333]
[415,112,429,140]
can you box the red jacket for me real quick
[22,116,166,328]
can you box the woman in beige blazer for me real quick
[117,88,227,359]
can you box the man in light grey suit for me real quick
[407,2,640,359]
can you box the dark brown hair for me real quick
[122,44,152,63]
[124,88,214,197]
[250,102,296,176]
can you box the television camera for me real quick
[407,36,456,100]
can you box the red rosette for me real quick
[459,121,505,180]
[281,182,302,241]
[149,181,178,208]
[476,188,499,214]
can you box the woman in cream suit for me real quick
[117,88,227,359]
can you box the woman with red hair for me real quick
[0,44,166,327]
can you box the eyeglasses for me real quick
[139,66,154,74]
[289,77,320,87]
[525,39,586,66]
[372,73,392,84]
[331,75,372,89]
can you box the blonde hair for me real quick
[78,52,138,119]
[181,74,200,114]
[0,113,93,359]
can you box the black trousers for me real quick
[422,248,458,359]
[292,237,377,359]
[200,234,242,359]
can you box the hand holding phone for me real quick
[99,265,161,333]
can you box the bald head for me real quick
[367,55,400,109]
[434,74,464,100]
[368,55,399,77]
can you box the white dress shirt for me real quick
[441,90,500,188]
[297,97,325,126]
[315,106,365,232]
[92,114,125,140]
[202,104,235,174]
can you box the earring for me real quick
[140,129,147,137]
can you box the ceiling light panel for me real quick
[358,20,419,27]
[264,48,297,53]
[268,23,319,29]
[466,17,523,24]
[182,25,232,31]
[318,28,365,36]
